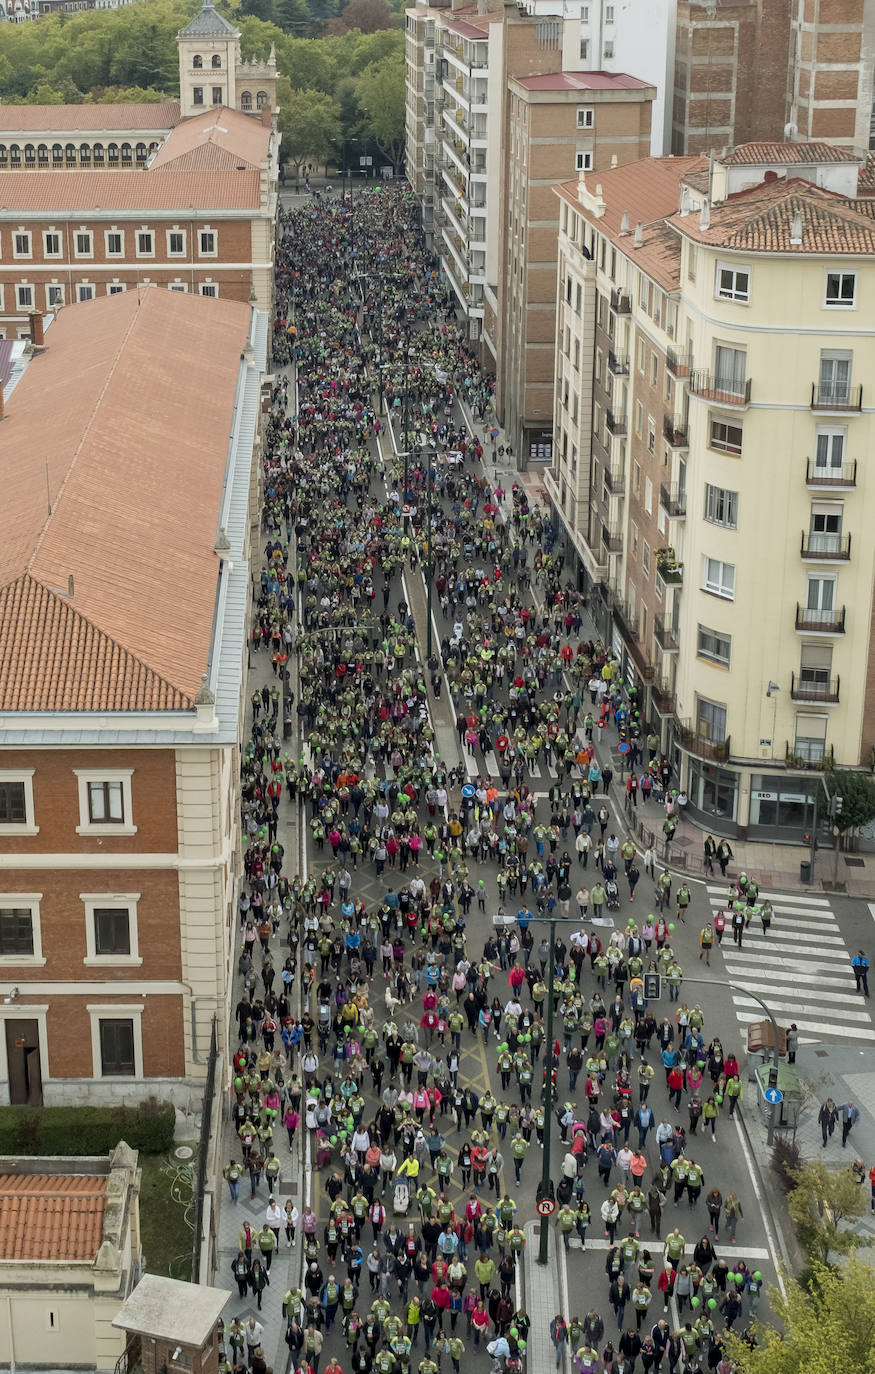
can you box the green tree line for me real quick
[0,0,406,169]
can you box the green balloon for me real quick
[753,1271,762,1281]
[707,1298,717,1310]
[690,1296,700,1308]
[329,1135,337,1145]
[668,923,675,932]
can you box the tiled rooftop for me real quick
[149,106,270,173]
[0,289,252,712]
[513,71,654,92]
[0,102,181,132]
[673,177,875,254]
[0,1174,107,1262]
[723,141,862,166]
[0,168,261,213]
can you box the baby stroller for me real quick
[393,1177,411,1216]
[605,880,620,912]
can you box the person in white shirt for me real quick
[265,1196,283,1244]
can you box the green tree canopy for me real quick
[277,79,341,172]
[787,1160,867,1266]
[355,51,404,169]
[818,770,875,833]
[725,1259,875,1374]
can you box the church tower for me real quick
[177,1,241,119]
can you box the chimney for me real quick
[699,199,710,230]
[610,153,618,169]
[260,104,272,127]
[633,221,643,248]
[790,209,803,245]
[619,211,631,236]
[679,186,690,217]
[29,312,45,348]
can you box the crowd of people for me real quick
[217,184,771,1374]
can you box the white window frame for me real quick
[199,282,218,298]
[87,1005,144,1080]
[76,283,95,303]
[135,230,154,259]
[704,483,738,528]
[73,230,93,260]
[708,417,743,455]
[12,231,31,260]
[169,282,188,292]
[697,624,731,667]
[81,893,142,967]
[198,228,217,257]
[603,39,614,58]
[74,768,136,837]
[46,283,65,309]
[703,556,735,600]
[107,283,126,295]
[0,894,45,966]
[575,151,593,172]
[105,230,124,257]
[576,106,594,129]
[166,229,186,257]
[824,270,855,309]
[43,231,62,258]
[715,260,749,303]
[15,283,34,310]
[0,769,38,836]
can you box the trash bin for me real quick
[799,859,811,883]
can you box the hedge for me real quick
[0,1100,175,1157]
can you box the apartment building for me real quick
[0,288,268,1105]
[550,140,875,841]
[496,70,654,463]
[0,105,278,334]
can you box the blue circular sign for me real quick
[461,784,475,799]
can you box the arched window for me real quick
[192,53,202,68]
[108,143,119,163]
[24,143,35,163]
[38,144,49,164]
[211,53,221,67]
[240,90,252,111]
[9,144,20,165]
[148,141,159,154]
[135,142,147,162]
[65,143,76,163]
[93,142,104,165]
[80,143,91,164]
[51,143,62,163]
[256,90,269,109]
[121,142,132,163]
[0,146,7,165]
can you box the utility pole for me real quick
[425,461,434,659]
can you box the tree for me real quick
[787,1160,867,1265]
[725,1258,875,1374]
[276,79,341,175]
[355,52,404,169]
[818,770,875,836]
[330,0,395,33]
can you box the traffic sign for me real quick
[401,504,411,515]
[764,1087,783,1105]
[536,1197,556,1216]
[617,742,630,754]
[461,784,475,799]
[643,972,661,1000]
[597,720,606,729]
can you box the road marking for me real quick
[575,1238,771,1259]
[732,1116,786,1297]
[869,903,875,924]
[731,995,873,1022]
[723,968,856,991]
[735,1010,875,1040]
[706,886,830,905]
[723,953,855,977]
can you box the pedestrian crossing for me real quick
[705,884,875,1043]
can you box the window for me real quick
[193,87,204,106]
[634,400,643,435]
[240,90,253,111]
[809,504,843,553]
[579,39,588,59]
[105,231,123,256]
[576,107,594,129]
[82,893,141,966]
[703,557,735,599]
[696,696,727,743]
[709,418,742,455]
[605,3,614,18]
[89,1006,143,1078]
[46,284,64,308]
[819,350,852,405]
[0,773,35,833]
[704,483,738,528]
[716,262,749,302]
[644,478,653,514]
[192,53,203,68]
[650,352,659,386]
[647,417,656,454]
[697,625,731,666]
[825,271,855,307]
[13,233,31,259]
[167,230,185,255]
[799,642,832,690]
[687,241,697,281]
[136,231,154,257]
[814,428,845,472]
[794,713,827,763]
[107,284,126,295]
[200,282,218,297]
[212,87,223,105]
[642,543,650,575]
[575,152,593,172]
[211,53,222,67]
[169,283,188,293]
[603,40,614,58]
[76,284,95,302]
[198,230,216,256]
[15,285,33,310]
[99,1019,136,1076]
[43,232,61,257]
[807,574,835,612]
[74,232,92,258]
[74,769,135,836]
[93,143,104,165]
[714,344,747,395]
[0,897,44,964]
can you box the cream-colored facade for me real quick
[550,142,875,841]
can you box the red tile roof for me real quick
[672,177,875,254]
[0,1174,107,1262]
[0,169,260,213]
[0,103,181,133]
[722,141,861,165]
[0,288,252,711]
[149,106,270,173]
[513,71,654,91]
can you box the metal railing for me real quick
[662,414,688,446]
[790,672,840,703]
[190,1017,218,1284]
[607,352,630,376]
[606,409,627,436]
[689,371,751,406]
[800,530,851,560]
[810,382,862,411]
[676,720,730,761]
[666,345,693,378]
[805,459,856,486]
[659,482,686,517]
[602,526,623,552]
[795,603,846,633]
[610,287,631,314]
[654,615,679,651]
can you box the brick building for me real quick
[0,105,278,335]
[0,288,268,1104]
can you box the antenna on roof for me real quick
[633,221,644,248]
[680,186,690,217]
[790,209,803,245]
[619,211,630,236]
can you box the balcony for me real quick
[790,672,840,704]
[606,409,627,436]
[666,346,693,379]
[785,742,835,771]
[662,414,688,447]
[607,352,630,376]
[806,459,857,488]
[659,483,686,518]
[795,603,846,634]
[602,526,624,553]
[654,615,679,652]
[676,720,730,761]
[655,548,683,585]
[651,680,676,717]
[689,371,751,407]
[604,466,626,495]
[610,287,631,315]
[811,382,862,412]
[800,530,851,560]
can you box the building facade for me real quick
[0,289,267,1104]
[550,141,875,841]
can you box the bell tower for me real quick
[177,1,241,119]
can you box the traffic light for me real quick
[644,972,661,1000]
[768,1066,779,1089]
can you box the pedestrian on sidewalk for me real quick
[839,1100,860,1148]
[549,1315,568,1369]
[852,950,870,997]
[818,1098,838,1146]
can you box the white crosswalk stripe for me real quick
[705,885,875,1043]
